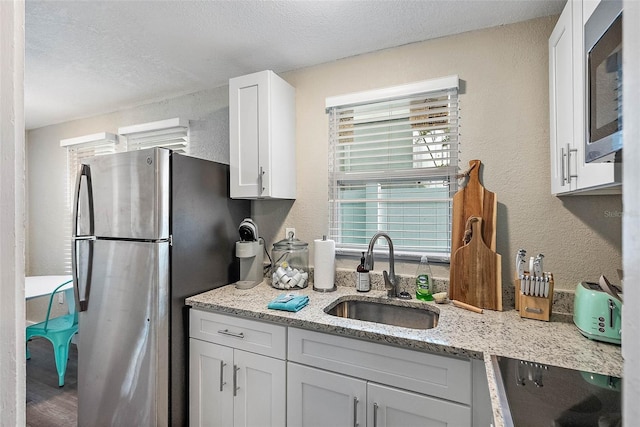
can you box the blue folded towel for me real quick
[268,293,309,312]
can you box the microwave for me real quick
[584,0,623,163]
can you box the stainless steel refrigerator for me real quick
[72,148,250,426]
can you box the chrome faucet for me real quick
[364,232,398,298]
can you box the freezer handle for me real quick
[72,163,95,237]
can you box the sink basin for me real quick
[325,298,439,330]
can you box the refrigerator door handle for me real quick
[73,163,95,237]
[73,238,94,312]
[73,163,95,312]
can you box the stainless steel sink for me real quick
[325,298,439,330]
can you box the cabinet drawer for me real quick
[288,328,471,405]
[190,310,286,359]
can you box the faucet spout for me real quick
[364,232,397,298]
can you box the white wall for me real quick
[27,16,621,296]
[0,1,26,424]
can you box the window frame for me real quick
[326,76,460,262]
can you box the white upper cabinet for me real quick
[549,0,621,195]
[229,70,296,199]
[549,2,576,194]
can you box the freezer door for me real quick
[77,148,169,240]
[77,239,169,427]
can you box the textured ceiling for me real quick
[25,0,564,129]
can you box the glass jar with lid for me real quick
[270,231,309,289]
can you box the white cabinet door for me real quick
[368,383,471,427]
[549,0,621,195]
[229,71,266,198]
[288,327,471,405]
[189,338,285,427]
[229,70,296,200]
[287,363,366,427]
[549,1,576,194]
[189,339,234,427]
[572,0,621,193]
[234,349,286,427]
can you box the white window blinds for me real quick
[326,76,459,261]
[59,119,189,273]
[60,133,120,273]
[118,118,189,153]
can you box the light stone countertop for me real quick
[186,281,623,427]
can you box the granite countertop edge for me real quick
[186,282,623,427]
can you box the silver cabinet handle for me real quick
[233,365,240,397]
[353,397,359,427]
[217,329,245,339]
[219,361,227,392]
[259,166,266,194]
[568,144,578,181]
[373,402,379,427]
[561,146,567,186]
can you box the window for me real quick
[118,117,189,153]
[60,118,190,273]
[60,133,121,273]
[326,76,459,261]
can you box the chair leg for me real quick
[54,343,70,387]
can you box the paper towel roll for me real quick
[313,237,335,290]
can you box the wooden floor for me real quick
[26,337,78,427]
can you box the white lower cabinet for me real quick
[288,362,471,427]
[368,383,470,427]
[189,310,286,427]
[287,363,366,427]
[189,311,490,427]
[288,328,474,427]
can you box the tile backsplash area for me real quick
[330,268,575,315]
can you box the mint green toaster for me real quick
[574,282,622,345]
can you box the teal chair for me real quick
[26,279,78,387]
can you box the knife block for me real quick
[515,273,554,322]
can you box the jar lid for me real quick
[273,231,308,250]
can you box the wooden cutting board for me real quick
[449,159,497,302]
[451,159,496,250]
[451,217,502,311]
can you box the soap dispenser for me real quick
[356,252,370,292]
[415,255,434,301]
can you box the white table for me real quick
[25,275,73,300]
[26,275,75,318]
